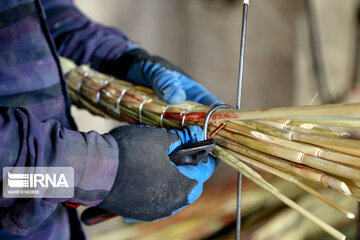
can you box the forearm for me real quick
[0,107,118,205]
[41,0,136,72]
[0,107,118,234]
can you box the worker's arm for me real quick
[0,107,119,235]
[0,107,216,234]
[41,0,222,106]
[41,0,135,70]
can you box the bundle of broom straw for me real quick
[61,57,360,240]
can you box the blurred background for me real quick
[71,0,360,239]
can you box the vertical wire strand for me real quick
[236,1,249,239]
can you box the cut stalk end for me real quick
[340,182,351,196]
[347,213,355,219]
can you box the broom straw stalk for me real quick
[289,119,360,128]
[226,148,355,219]
[212,125,360,182]
[244,119,345,138]
[259,119,351,135]
[223,122,360,167]
[213,135,351,196]
[213,146,346,240]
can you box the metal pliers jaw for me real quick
[169,139,215,166]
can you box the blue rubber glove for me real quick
[100,125,218,222]
[113,48,223,106]
[168,126,219,205]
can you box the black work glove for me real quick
[97,125,217,221]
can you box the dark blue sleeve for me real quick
[0,107,118,235]
[41,0,137,72]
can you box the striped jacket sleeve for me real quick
[41,0,137,73]
[0,107,118,235]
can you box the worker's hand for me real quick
[115,48,222,106]
[97,125,217,221]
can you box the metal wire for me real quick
[202,104,233,140]
[181,104,201,128]
[116,87,130,116]
[76,72,89,97]
[236,1,249,239]
[95,79,112,104]
[159,105,169,128]
[138,97,148,124]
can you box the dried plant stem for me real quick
[250,119,344,138]
[219,103,360,121]
[212,126,360,181]
[290,133,360,157]
[227,149,355,219]
[342,181,360,200]
[235,119,342,138]
[290,119,360,128]
[214,135,351,196]
[213,146,346,240]
[224,122,360,167]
